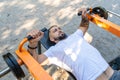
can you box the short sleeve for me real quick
[43,46,58,64]
[44,47,72,71]
[44,46,54,58]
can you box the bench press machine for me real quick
[0,6,120,80]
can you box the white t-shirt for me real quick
[44,29,109,80]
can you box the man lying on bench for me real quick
[27,8,120,80]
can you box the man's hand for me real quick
[27,30,48,65]
[78,8,89,35]
[27,30,44,47]
[78,8,88,20]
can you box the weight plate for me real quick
[7,53,25,78]
[3,54,19,78]
[3,53,25,79]
[92,6,108,19]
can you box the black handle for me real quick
[78,12,82,16]
[78,8,90,16]
[26,35,34,41]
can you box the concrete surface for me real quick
[0,0,120,80]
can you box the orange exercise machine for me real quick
[0,6,120,80]
[0,36,53,80]
[78,6,120,37]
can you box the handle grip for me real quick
[78,8,90,16]
[27,35,34,41]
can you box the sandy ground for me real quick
[0,0,120,80]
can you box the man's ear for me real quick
[50,37,55,42]
[50,38,58,43]
[54,39,58,43]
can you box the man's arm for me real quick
[28,48,49,66]
[78,8,89,35]
[27,30,49,66]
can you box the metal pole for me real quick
[0,67,10,77]
[107,10,120,18]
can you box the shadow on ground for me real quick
[0,0,120,80]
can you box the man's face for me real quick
[49,25,67,43]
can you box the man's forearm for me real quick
[78,8,89,35]
[80,17,89,27]
[27,46,49,66]
[27,42,39,61]
[28,48,38,61]
[26,30,48,65]
[79,17,89,35]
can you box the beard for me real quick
[54,33,67,41]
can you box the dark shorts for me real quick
[109,70,120,80]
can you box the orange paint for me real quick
[14,10,120,80]
[87,14,120,37]
[15,38,53,80]
[17,59,23,65]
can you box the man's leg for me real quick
[109,70,120,80]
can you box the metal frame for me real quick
[15,37,53,80]
[0,7,120,80]
[87,13,120,37]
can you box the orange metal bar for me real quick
[15,12,120,80]
[16,48,52,80]
[15,38,53,80]
[17,59,23,65]
[87,13,120,37]
[18,38,28,52]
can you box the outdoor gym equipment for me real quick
[78,6,120,37]
[0,36,53,80]
[0,6,120,80]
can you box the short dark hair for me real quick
[47,25,58,43]
[48,25,58,32]
[47,25,57,45]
